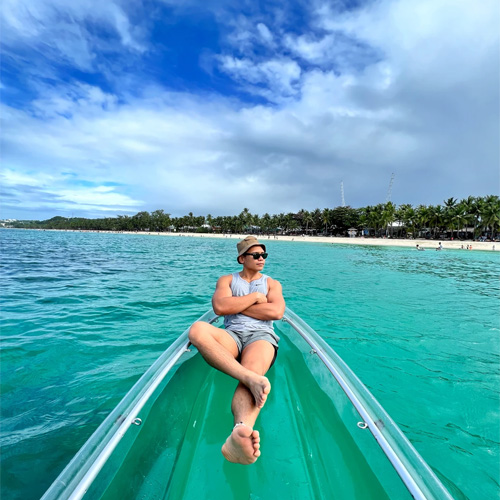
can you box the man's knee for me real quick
[188,321,206,346]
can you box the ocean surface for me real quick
[1,229,499,500]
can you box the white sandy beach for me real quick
[8,227,496,251]
[59,229,497,252]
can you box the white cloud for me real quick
[57,186,142,208]
[218,56,301,101]
[222,15,279,56]
[2,169,51,188]
[256,23,274,45]
[283,31,377,71]
[0,0,146,74]
[0,165,142,213]
[284,33,335,64]
[1,0,498,220]
[318,0,499,76]
[223,15,258,55]
[29,83,118,119]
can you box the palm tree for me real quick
[322,208,331,234]
[238,208,252,229]
[295,209,305,231]
[274,213,286,234]
[186,212,195,231]
[283,213,295,233]
[460,197,476,238]
[371,204,387,236]
[415,205,431,238]
[234,213,245,233]
[453,206,464,239]
[405,206,417,238]
[251,213,261,230]
[444,197,457,210]
[287,217,300,233]
[261,213,272,233]
[480,195,500,239]
[303,212,313,234]
[382,202,396,237]
[443,197,457,237]
[396,204,411,238]
[471,197,485,239]
[359,205,374,236]
[428,205,444,239]
[307,209,320,232]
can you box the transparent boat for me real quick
[42,308,454,500]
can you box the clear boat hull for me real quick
[42,309,453,500]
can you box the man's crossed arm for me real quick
[212,275,285,321]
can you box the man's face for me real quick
[241,245,266,270]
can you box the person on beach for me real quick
[188,236,285,465]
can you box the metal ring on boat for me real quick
[132,418,142,426]
[357,421,368,429]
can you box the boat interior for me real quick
[42,310,454,500]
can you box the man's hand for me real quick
[240,279,285,321]
[254,292,268,304]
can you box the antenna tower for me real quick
[341,181,345,207]
[386,173,395,203]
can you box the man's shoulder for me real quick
[266,276,282,287]
[217,273,234,285]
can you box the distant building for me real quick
[0,219,18,227]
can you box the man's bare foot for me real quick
[222,425,261,465]
[246,375,271,408]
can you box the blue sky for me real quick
[1,0,499,220]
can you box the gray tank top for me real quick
[223,272,274,334]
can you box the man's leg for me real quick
[188,322,271,407]
[222,340,276,465]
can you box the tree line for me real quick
[8,195,500,240]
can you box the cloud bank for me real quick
[1,0,498,219]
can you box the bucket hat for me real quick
[237,236,266,260]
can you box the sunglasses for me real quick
[243,252,268,260]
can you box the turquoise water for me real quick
[1,229,499,499]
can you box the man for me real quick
[188,236,285,465]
